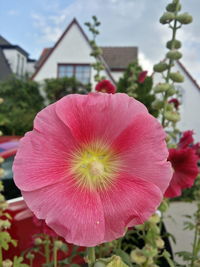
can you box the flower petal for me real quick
[111,113,172,193]
[55,93,147,144]
[165,148,199,198]
[22,179,105,247]
[13,104,77,191]
[99,173,162,242]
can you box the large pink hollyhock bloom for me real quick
[13,93,172,247]
[165,148,199,198]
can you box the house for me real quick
[32,18,138,85]
[154,60,200,141]
[0,35,36,80]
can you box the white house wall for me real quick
[154,61,200,141]
[175,63,200,141]
[33,23,110,86]
[111,71,124,82]
[3,49,27,76]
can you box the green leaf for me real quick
[114,249,132,266]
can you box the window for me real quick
[58,64,91,84]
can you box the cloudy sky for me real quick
[1,0,200,82]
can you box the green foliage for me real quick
[0,77,44,135]
[85,16,105,82]
[117,61,158,117]
[13,256,29,267]
[43,77,89,104]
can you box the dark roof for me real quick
[0,48,12,80]
[35,48,52,69]
[101,47,138,70]
[0,45,29,57]
[0,35,11,46]
[27,58,36,63]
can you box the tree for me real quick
[43,77,89,104]
[0,78,44,135]
[117,61,158,117]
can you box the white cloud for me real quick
[8,9,19,16]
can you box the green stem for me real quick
[191,222,198,267]
[161,0,179,127]
[53,245,58,267]
[87,247,96,267]
[44,236,50,264]
[0,245,3,267]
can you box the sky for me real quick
[0,0,200,82]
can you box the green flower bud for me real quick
[135,224,145,231]
[107,256,128,267]
[166,3,181,12]
[167,87,176,96]
[152,100,164,110]
[0,194,5,202]
[94,262,107,267]
[177,13,193,24]
[169,72,184,83]
[26,253,35,260]
[160,12,175,24]
[155,238,165,249]
[54,240,63,249]
[166,50,182,60]
[130,249,146,264]
[153,62,168,72]
[148,213,160,224]
[166,39,182,49]
[2,259,13,267]
[164,111,180,122]
[34,237,42,245]
[153,83,173,93]
[165,134,171,143]
[0,220,11,229]
[143,245,158,258]
[0,98,4,104]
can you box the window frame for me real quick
[57,63,91,84]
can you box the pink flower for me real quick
[168,98,180,110]
[178,130,194,149]
[13,202,57,237]
[13,93,172,247]
[138,71,148,83]
[165,148,199,198]
[95,80,116,94]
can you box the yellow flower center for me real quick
[70,142,120,190]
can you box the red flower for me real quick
[178,130,194,149]
[33,216,57,237]
[165,148,199,198]
[138,71,148,83]
[95,80,116,94]
[13,93,172,246]
[168,98,180,110]
[193,143,200,159]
